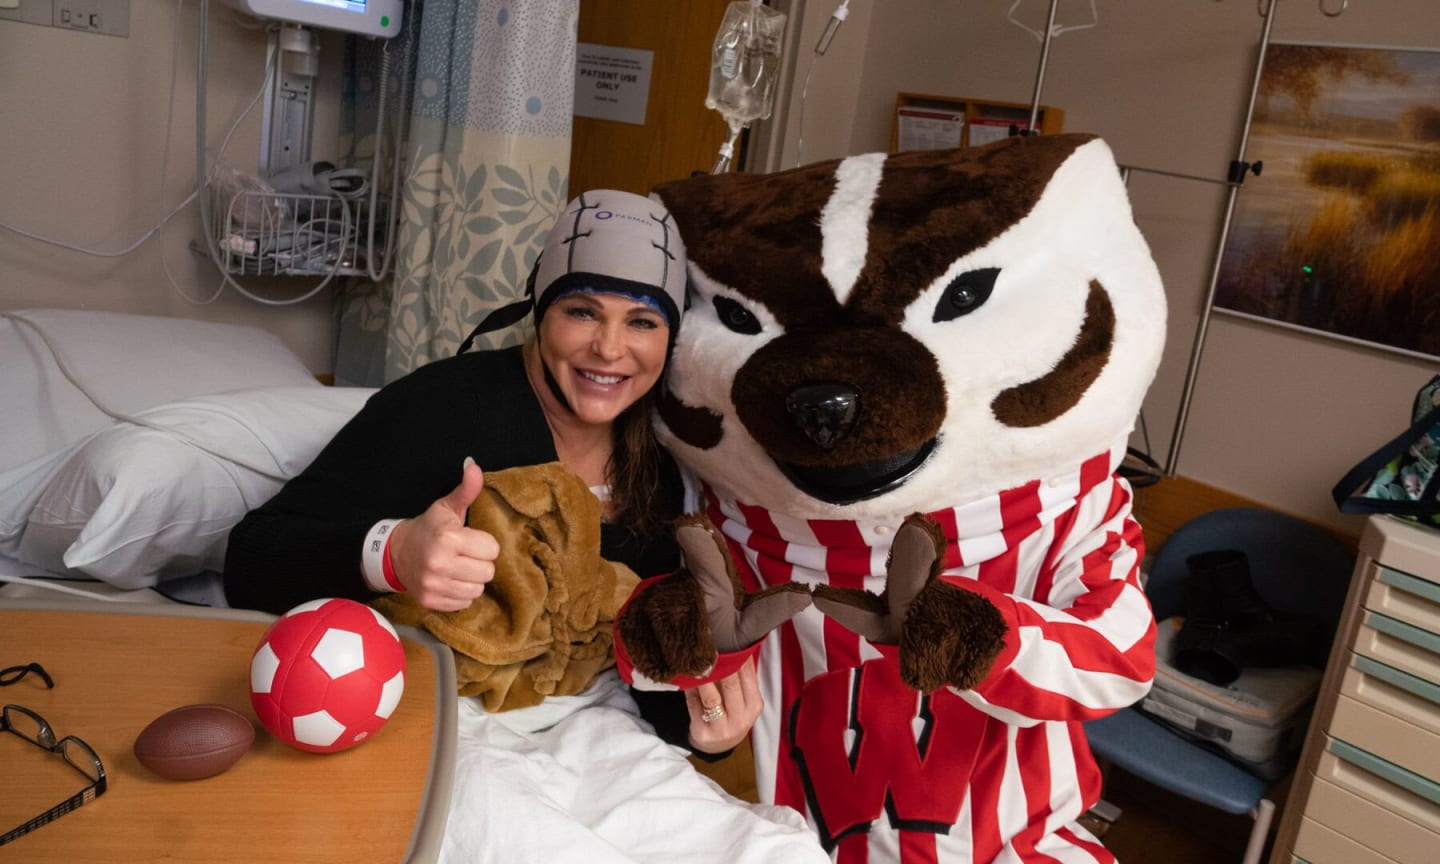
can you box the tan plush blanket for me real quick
[373,462,639,712]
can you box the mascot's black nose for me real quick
[786,382,859,449]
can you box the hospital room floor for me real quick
[1090,767,1282,863]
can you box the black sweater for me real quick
[222,346,694,744]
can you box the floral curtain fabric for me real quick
[334,0,577,385]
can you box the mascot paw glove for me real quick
[617,514,813,683]
[812,514,1008,693]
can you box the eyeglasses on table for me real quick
[1,703,108,847]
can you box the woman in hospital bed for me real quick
[221,189,827,864]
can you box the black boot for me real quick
[1186,550,1271,628]
[1171,563,1243,685]
[1171,550,1317,685]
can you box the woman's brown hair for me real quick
[608,386,668,536]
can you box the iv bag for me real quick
[706,1,788,129]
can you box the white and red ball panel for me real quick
[249,598,406,753]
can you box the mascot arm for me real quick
[812,479,1156,720]
[958,480,1157,724]
[614,621,761,690]
[813,514,1011,692]
[613,513,811,688]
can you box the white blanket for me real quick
[441,670,828,864]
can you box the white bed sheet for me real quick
[441,671,828,864]
[0,554,226,605]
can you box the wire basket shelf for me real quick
[209,187,392,278]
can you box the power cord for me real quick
[169,7,282,305]
[0,0,270,307]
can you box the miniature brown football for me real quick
[133,703,255,781]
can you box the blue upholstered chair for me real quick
[1084,507,1354,864]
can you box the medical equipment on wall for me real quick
[706,0,787,173]
[198,0,412,302]
[220,0,402,39]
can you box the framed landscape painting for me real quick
[1214,41,1440,360]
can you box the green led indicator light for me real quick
[1302,265,1313,274]
[381,15,390,26]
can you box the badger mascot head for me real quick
[616,133,1165,864]
[653,133,1164,517]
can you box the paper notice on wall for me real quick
[574,43,654,126]
[896,108,965,152]
[967,118,1027,147]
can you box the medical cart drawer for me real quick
[1354,610,1440,690]
[1363,565,1440,634]
[1306,749,1440,860]
[1293,815,1397,864]
[1328,692,1440,786]
[1339,655,1440,739]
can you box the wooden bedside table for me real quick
[0,600,456,863]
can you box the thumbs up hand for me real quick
[387,457,499,611]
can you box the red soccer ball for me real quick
[249,598,407,753]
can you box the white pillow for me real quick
[0,309,324,555]
[0,308,321,476]
[14,385,376,589]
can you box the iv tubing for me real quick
[815,0,849,55]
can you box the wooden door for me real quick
[569,0,738,197]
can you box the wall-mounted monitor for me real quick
[222,0,402,39]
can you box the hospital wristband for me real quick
[362,519,406,592]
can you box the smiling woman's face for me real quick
[533,291,670,428]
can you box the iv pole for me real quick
[1161,1,1279,476]
[1025,1,1061,132]
[1019,0,1286,477]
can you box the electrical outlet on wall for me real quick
[0,0,127,36]
[55,0,128,36]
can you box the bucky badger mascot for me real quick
[615,133,1166,863]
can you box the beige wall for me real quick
[0,1,343,372]
[765,0,1440,534]
[5,1,1437,535]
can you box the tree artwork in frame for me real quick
[1215,41,1440,360]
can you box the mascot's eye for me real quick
[713,296,763,335]
[933,267,1000,322]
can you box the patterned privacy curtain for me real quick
[334,0,577,385]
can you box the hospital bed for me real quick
[0,307,824,863]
